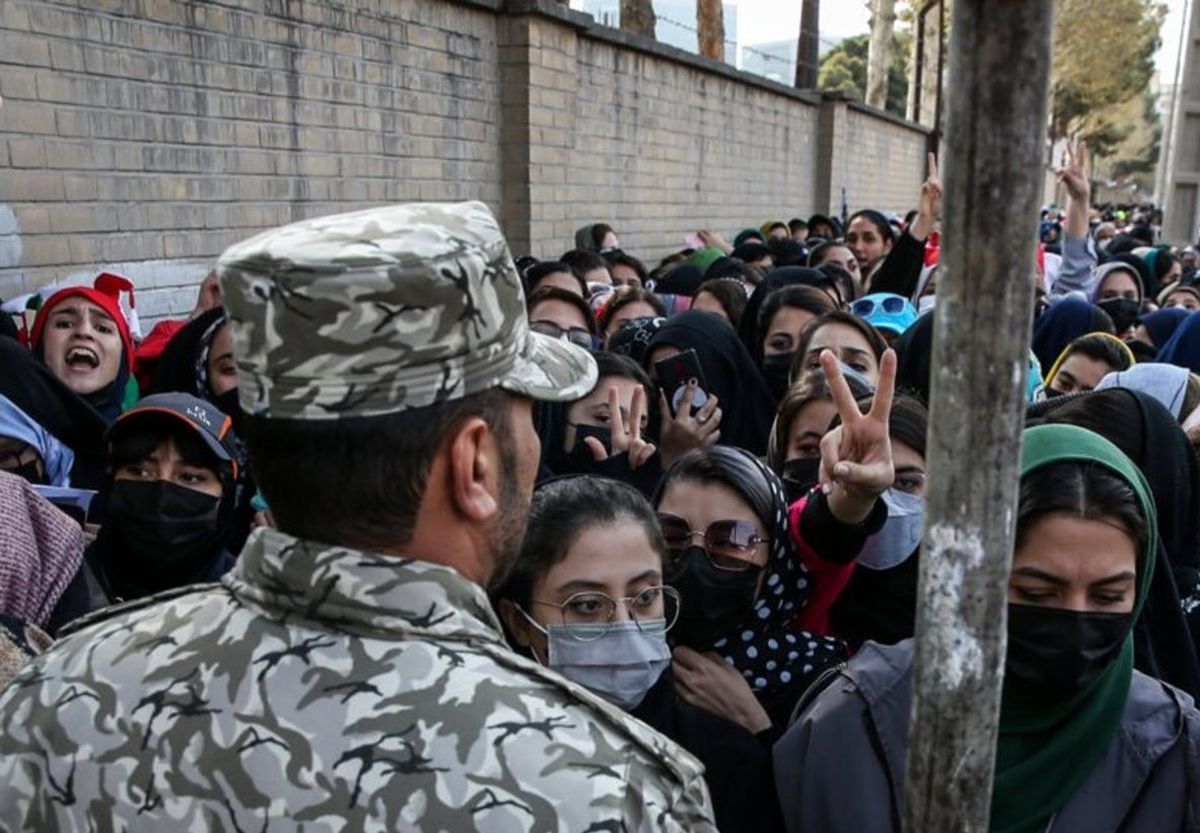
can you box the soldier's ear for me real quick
[447,416,500,523]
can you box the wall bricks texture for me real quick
[1,0,928,322]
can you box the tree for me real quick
[697,0,725,61]
[620,0,655,39]
[1049,0,1166,142]
[818,33,911,115]
[867,0,898,109]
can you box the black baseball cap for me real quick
[107,393,240,478]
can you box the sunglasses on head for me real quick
[852,296,908,318]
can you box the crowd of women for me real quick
[3,143,1200,830]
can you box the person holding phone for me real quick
[646,310,777,458]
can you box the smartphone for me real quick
[654,349,709,417]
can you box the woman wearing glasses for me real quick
[653,446,846,736]
[494,476,782,833]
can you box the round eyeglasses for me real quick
[530,585,681,642]
[529,319,595,349]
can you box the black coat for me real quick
[632,668,785,833]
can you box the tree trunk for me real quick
[620,0,656,39]
[795,0,820,89]
[903,1,1055,832]
[866,0,896,109]
[697,0,726,62]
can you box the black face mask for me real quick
[4,458,47,486]
[565,424,613,472]
[1097,298,1140,333]
[761,352,796,401]
[781,457,821,505]
[1005,603,1131,697]
[667,546,761,651]
[103,479,225,597]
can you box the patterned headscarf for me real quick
[0,471,84,628]
[661,447,846,695]
[607,316,665,365]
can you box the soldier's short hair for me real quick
[244,388,511,549]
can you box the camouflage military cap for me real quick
[217,201,597,419]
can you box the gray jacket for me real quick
[774,639,1200,832]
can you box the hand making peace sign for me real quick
[818,347,898,525]
[910,153,944,242]
[581,384,658,470]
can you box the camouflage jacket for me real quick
[0,528,716,832]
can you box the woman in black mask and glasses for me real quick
[653,445,846,737]
[80,392,245,608]
[494,476,782,833]
[774,420,1200,832]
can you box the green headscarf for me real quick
[990,424,1159,833]
[687,247,725,272]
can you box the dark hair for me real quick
[768,238,808,268]
[494,475,666,610]
[110,418,225,479]
[790,310,888,379]
[561,249,611,281]
[693,278,749,330]
[1015,460,1147,557]
[526,261,587,297]
[808,240,852,269]
[768,368,872,469]
[656,446,776,541]
[1058,334,1133,376]
[597,286,665,335]
[806,214,842,239]
[847,209,896,243]
[243,389,512,549]
[706,257,762,287]
[886,395,928,459]
[528,285,598,335]
[788,218,808,235]
[591,223,617,250]
[818,262,857,305]
[603,250,649,285]
[591,351,662,441]
[758,285,838,343]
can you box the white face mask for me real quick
[857,489,925,571]
[523,613,671,710]
[918,295,937,315]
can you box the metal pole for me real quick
[902,1,1056,831]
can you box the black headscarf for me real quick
[652,264,705,297]
[1031,297,1114,373]
[1102,252,1157,301]
[894,310,935,404]
[607,316,666,365]
[0,338,108,490]
[740,267,841,361]
[150,308,239,423]
[1046,388,1200,698]
[647,311,776,455]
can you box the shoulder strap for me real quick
[787,660,849,728]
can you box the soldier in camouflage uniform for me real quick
[0,202,718,832]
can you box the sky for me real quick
[734,0,1190,83]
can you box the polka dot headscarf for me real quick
[705,448,847,695]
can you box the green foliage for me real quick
[817,32,911,116]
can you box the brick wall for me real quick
[1,0,930,324]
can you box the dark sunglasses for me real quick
[851,296,908,318]
[657,513,768,572]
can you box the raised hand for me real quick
[582,384,658,469]
[910,153,943,242]
[659,380,722,469]
[818,348,897,524]
[1056,138,1090,202]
